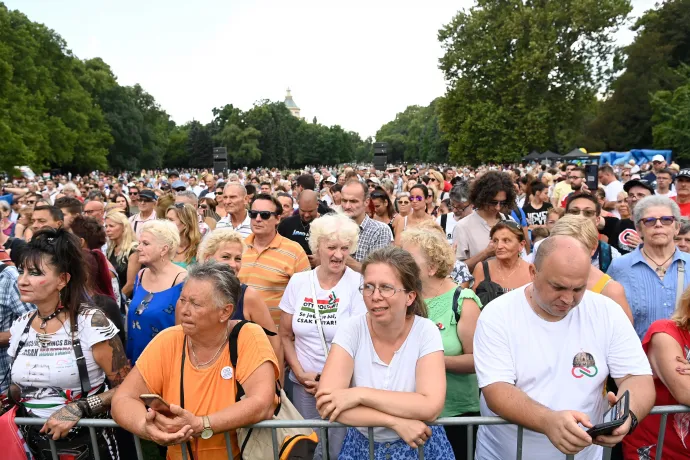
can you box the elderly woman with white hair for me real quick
[126,219,187,364]
[197,228,281,361]
[279,212,364,459]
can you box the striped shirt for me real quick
[239,232,310,326]
[216,211,253,239]
[608,246,690,339]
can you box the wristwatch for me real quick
[627,410,639,435]
[200,415,214,440]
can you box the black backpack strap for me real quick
[0,262,7,275]
[482,260,492,283]
[452,286,463,323]
[70,313,92,399]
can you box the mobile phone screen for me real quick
[604,393,627,423]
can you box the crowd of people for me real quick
[0,157,689,460]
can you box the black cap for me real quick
[138,189,158,202]
[624,179,655,196]
[676,169,690,180]
[169,170,180,178]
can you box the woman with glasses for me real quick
[371,186,402,238]
[166,203,201,269]
[473,221,531,302]
[316,246,454,459]
[126,219,187,364]
[105,210,141,299]
[279,213,364,459]
[401,229,482,459]
[396,192,411,218]
[393,184,433,246]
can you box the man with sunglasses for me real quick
[551,164,577,208]
[129,189,158,238]
[642,154,667,188]
[565,192,621,273]
[608,195,690,339]
[239,194,310,327]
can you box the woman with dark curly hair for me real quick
[452,171,517,272]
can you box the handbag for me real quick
[0,406,33,460]
[230,321,317,460]
[474,261,505,307]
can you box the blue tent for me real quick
[598,150,672,165]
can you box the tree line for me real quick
[0,3,373,174]
[379,0,690,165]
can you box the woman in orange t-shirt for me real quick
[112,262,279,460]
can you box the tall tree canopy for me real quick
[437,0,632,165]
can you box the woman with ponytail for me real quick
[7,228,130,460]
[316,246,454,459]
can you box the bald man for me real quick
[217,182,251,237]
[473,235,654,460]
[278,190,321,263]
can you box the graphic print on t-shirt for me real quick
[298,292,339,326]
[571,351,598,378]
[618,228,640,252]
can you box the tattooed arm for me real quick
[40,311,131,440]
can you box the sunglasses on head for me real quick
[639,216,675,228]
[135,292,154,315]
[249,210,277,220]
[500,220,522,230]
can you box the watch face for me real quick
[201,428,213,440]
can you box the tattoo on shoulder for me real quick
[90,310,110,328]
[107,336,131,387]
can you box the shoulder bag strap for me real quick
[482,260,492,283]
[310,269,330,359]
[676,260,685,309]
[70,312,92,399]
[180,337,195,460]
[452,286,462,323]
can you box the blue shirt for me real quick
[607,246,690,339]
[126,273,184,364]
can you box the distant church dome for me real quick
[284,88,300,118]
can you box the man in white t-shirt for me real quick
[473,235,655,460]
[437,183,472,244]
[598,165,624,218]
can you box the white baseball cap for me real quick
[652,154,665,162]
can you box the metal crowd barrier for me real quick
[15,404,689,460]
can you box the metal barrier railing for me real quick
[15,404,689,460]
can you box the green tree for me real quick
[186,121,213,168]
[588,0,690,150]
[651,66,690,160]
[438,0,632,164]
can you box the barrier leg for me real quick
[48,439,59,460]
[466,424,474,460]
[368,427,375,460]
[601,447,612,460]
[88,426,101,460]
[418,443,425,459]
[181,443,189,460]
[321,427,330,460]
[655,413,668,460]
[132,434,144,460]
[272,427,280,460]
[224,432,233,459]
[516,426,523,460]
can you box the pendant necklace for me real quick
[642,249,674,276]
[37,303,63,347]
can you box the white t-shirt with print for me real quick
[333,314,444,442]
[473,286,651,460]
[279,267,365,377]
[8,308,119,418]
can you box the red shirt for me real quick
[672,196,690,217]
[622,319,690,459]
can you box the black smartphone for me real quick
[587,390,629,437]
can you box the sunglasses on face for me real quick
[135,292,154,315]
[410,196,425,202]
[428,178,437,182]
[249,210,277,220]
[130,192,138,196]
[199,204,208,210]
[397,200,410,205]
[639,216,675,228]
[567,208,596,218]
[488,200,508,207]
[26,200,36,205]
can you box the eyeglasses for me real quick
[135,293,154,315]
[567,208,597,218]
[488,200,508,207]
[410,196,424,202]
[451,201,471,213]
[397,200,410,205]
[569,175,585,180]
[359,283,407,298]
[639,216,676,228]
[249,210,277,220]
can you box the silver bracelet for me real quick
[86,395,103,414]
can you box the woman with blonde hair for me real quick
[549,214,633,323]
[126,219,187,363]
[197,228,280,359]
[14,207,33,240]
[279,213,364,459]
[401,228,482,458]
[105,210,141,299]
[166,203,201,269]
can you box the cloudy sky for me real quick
[6,0,658,138]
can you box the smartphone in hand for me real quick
[140,393,174,417]
[587,390,629,437]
